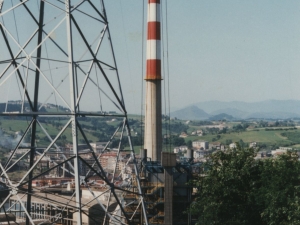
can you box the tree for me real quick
[256,151,300,225]
[172,136,185,146]
[189,145,300,225]
[238,139,245,147]
[189,145,261,225]
[187,140,192,149]
[225,139,232,145]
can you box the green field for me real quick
[184,128,299,149]
[1,115,300,151]
[0,118,100,146]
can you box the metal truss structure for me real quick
[0,1,147,224]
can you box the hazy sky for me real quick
[1,1,300,114]
[105,0,300,113]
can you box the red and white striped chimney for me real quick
[146,0,161,80]
[144,0,162,161]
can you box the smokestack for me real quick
[144,0,162,162]
[140,149,147,161]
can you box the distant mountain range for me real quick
[171,100,300,120]
[170,105,209,120]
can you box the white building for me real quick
[193,150,202,159]
[90,142,106,152]
[192,141,209,150]
[203,124,226,130]
[179,132,188,138]
[209,142,221,150]
[196,130,203,136]
[173,146,188,154]
[271,149,287,157]
[249,142,257,148]
[278,147,293,151]
[107,157,117,170]
[229,143,237,149]
[174,147,180,154]
[193,150,209,159]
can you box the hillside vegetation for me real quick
[0,110,300,151]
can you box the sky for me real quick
[1,1,300,114]
[104,0,300,113]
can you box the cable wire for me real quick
[165,0,172,152]
[140,0,145,149]
[161,0,168,152]
[161,0,172,152]
[94,63,103,112]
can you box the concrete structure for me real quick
[209,142,221,150]
[192,141,209,150]
[271,149,287,157]
[140,155,195,224]
[191,130,203,136]
[144,0,162,162]
[278,147,293,151]
[193,150,202,159]
[0,214,15,222]
[174,148,180,154]
[184,149,194,160]
[89,142,106,153]
[161,152,176,225]
[197,130,203,136]
[194,150,209,159]
[249,142,257,148]
[174,145,188,154]
[5,189,123,225]
[140,2,197,224]
[203,124,226,130]
[179,132,188,138]
[229,143,237,149]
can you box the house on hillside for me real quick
[249,142,257,148]
[197,130,203,136]
[271,149,287,157]
[179,132,188,138]
[229,143,237,149]
[210,142,221,150]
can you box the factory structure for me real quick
[0,0,197,224]
[140,0,197,224]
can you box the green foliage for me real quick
[190,145,261,225]
[265,127,296,131]
[190,121,214,126]
[206,127,220,134]
[225,139,232,145]
[259,120,269,127]
[232,123,249,132]
[281,131,300,143]
[272,120,295,127]
[256,152,300,225]
[187,140,192,149]
[190,146,300,225]
[162,122,189,134]
[172,136,186,146]
[110,136,143,149]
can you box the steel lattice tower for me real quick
[0,1,147,224]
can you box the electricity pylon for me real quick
[0,1,147,224]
